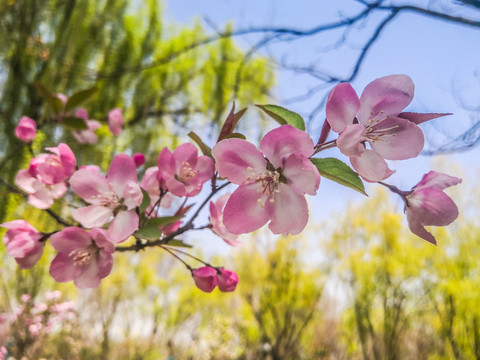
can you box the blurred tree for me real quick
[0,0,273,221]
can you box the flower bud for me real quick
[217,268,239,292]
[15,116,37,143]
[133,153,146,167]
[192,266,218,293]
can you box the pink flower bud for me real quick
[21,294,31,303]
[133,153,146,167]
[15,116,37,143]
[217,268,239,292]
[108,108,124,136]
[192,266,218,293]
[1,220,44,269]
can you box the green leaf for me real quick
[188,131,212,157]
[62,116,88,130]
[165,239,193,248]
[34,82,64,113]
[65,87,97,111]
[134,215,183,240]
[311,157,367,196]
[134,225,163,241]
[139,189,151,214]
[256,104,305,131]
[146,215,182,228]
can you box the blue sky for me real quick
[163,0,480,252]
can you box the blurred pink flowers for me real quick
[1,220,44,269]
[326,75,449,182]
[212,125,320,235]
[108,108,124,136]
[49,227,115,289]
[15,143,76,209]
[72,108,101,144]
[70,154,143,242]
[15,116,37,143]
[405,171,462,245]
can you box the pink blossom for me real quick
[29,323,42,336]
[157,144,214,197]
[108,108,124,136]
[133,153,146,167]
[70,154,143,242]
[326,75,449,182]
[209,193,242,246]
[140,166,175,212]
[405,171,461,245]
[49,227,115,289]
[72,108,101,144]
[0,346,6,360]
[1,220,44,269]
[212,125,320,235]
[21,294,31,302]
[44,290,62,301]
[15,116,37,143]
[15,143,75,209]
[192,266,218,293]
[217,268,239,292]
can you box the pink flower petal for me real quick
[122,180,143,209]
[337,124,366,157]
[16,248,44,269]
[266,183,309,235]
[368,117,424,160]
[70,169,111,203]
[71,205,113,228]
[398,112,451,125]
[350,149,395,183]
[157,147,176,182]
[260,125,314,168]
[90,228,115,253]
[408,188,459,227]
[223,182,271,234]
[107,210,138,243]
[415,171,462,191]
[107,154,138,197]
[173,143,199,169]
[49,227,92,253]
[212,139,267,185]
[326,82,360,133]
[406,211,437,245]
[49,252,82,283]
[73,260,103,289]
[357,74,414,124]
[15,169,36,193]
[282,154,320,195]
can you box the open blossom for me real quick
[70,154,143,243]
[49,227,115,289]
[1,220,44,269]
[326,75,449,182]
[157,143,214,197]
[212,125,320,235]
[108,108,124,136]
[209,193,242,246]
[15,143,76,209]
[405,171,462,245]
[72,108,101,144]
[15,116,37,143]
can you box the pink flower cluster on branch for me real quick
[1,74,463,292]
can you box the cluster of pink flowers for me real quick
[0,290,75,354]
[2,74,463,293]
